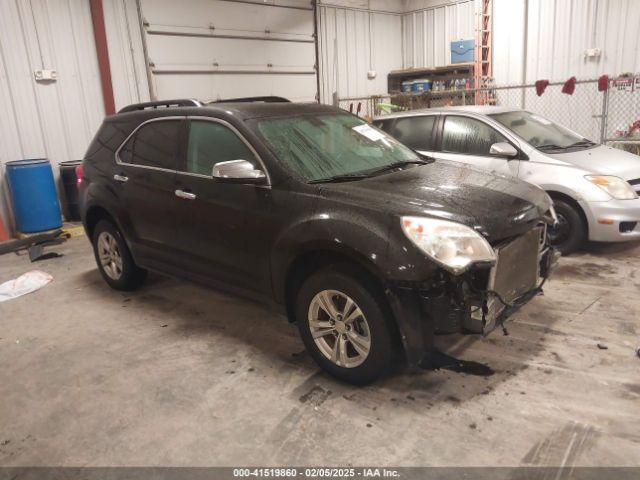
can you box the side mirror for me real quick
[490,142,518,158]
[212,160,267,184]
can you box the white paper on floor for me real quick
[0,270,53,302]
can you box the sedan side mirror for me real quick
[489,142,518,158]
[212,160,267,184]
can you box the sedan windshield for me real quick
[489,111,593,151]
[256,113,421,182]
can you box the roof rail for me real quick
[211,96,290,104]
[117,99,202,114]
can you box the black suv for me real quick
[80,98,557,384]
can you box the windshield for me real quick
[489,111,592,151]
[256,113,420,182]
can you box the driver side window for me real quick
[185,120,258,176]
[442,116,508,156]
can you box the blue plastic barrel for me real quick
[6,159,62,233]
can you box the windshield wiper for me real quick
[361,159,432,176]
[567,139,596,148]
[537,143,567,151]
[308,173,370,184]
[308,159,431,184]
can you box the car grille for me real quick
[629,178,640,195]
[490,227,541,304]
[471,227,542,333]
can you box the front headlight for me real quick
[585,175,638,200]
[401,216,496,274]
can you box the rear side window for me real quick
[442,116,508,155]
[185,120,258,176]
[119,120,181,170]
[391,116,436,151]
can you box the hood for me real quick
[545,145,640,181]
[320,160,551,243]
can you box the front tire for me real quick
[295,266,395,385]
[548,199,586,255]
[92,219,147,291]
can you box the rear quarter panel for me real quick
[80,117,140,240]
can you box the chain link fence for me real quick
[337,76,640,152]
[606,77,640,155]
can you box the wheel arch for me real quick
[84,205,118,240]
[545,190,589,236]
[282,246,388,325]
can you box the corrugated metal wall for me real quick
[141,0,317,102]
[0,0,148,235]
[317,3,403,102]
[401,0,475,69]
[494,0,640,85]
[104,0,151,109]
[317,0,476,103]
[491,0,640,143]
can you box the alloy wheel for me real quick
[308,290,371,368]
[97,231,124,280]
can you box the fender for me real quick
[270,211,392,304]
[537,182,585,202]
[269,208,444,367]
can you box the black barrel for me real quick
[59,160,82,221]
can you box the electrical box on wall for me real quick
[450,40,475,64]
[583,48,602,59]
[34,69,57,82]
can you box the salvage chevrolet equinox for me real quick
[80,98,557,384]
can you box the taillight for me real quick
[75,164,84,189]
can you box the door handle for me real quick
[175,189,196,200]
[113,174,128,183]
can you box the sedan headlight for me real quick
[585,175,638,200]
[401,216,496,274]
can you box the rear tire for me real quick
[92,219,147,291]
[549,199,586,255]
[295,266,395,385]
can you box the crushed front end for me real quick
[386,224,559,367]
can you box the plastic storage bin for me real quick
[413,79,432,92]
[402,81,414,93]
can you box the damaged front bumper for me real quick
[386,227,560,367]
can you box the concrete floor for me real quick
[0,236,639,467]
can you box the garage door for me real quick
[140,0,318,102]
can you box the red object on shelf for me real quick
[598,74,609,92]
[535,80,549,96]
[562,76,577,95]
